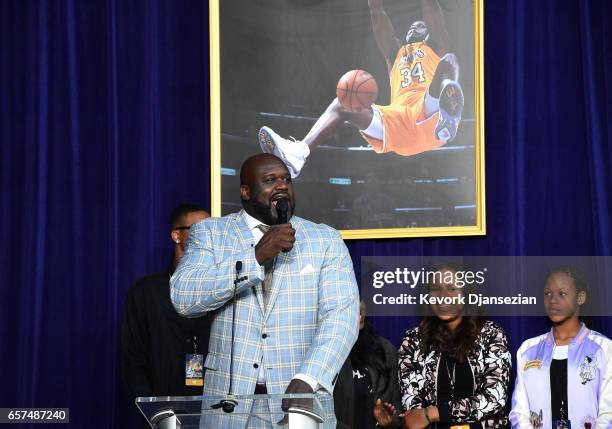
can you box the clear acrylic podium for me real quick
[135,393,336,429]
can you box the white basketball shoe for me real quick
[258,126,310,178]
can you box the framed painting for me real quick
[210,0,484,239]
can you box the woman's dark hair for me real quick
[418,262,484,362]
[350,319,390,394]
[419,316,484,362]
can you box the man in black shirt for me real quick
[120,204,211,401]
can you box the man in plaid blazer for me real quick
[171,154,359,427]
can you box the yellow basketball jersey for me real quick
[363,43,445,156]
[389,42,440,106]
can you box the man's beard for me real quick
[251,199,275,225]
[251,198,294,225]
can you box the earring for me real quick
[175,240,180,244]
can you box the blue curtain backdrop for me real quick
[0,0,610,427]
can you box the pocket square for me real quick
[299,264,316,275]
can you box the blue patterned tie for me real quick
[256,224,273,309]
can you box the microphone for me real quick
[211,261,242,413]
[276,199,289,225]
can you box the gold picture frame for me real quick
[210,0,485,239]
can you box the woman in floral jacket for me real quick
[392,263,511,429]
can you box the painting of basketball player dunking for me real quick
[210,0,484,239]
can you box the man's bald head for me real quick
[240,153,289,187]
[239,153,295,225]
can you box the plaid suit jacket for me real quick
[171,211,359,401]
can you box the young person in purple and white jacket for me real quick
[376,262,512,429]
[510,267,612,429]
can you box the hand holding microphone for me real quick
[255,199,295,265]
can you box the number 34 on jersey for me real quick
[399,62,426,87]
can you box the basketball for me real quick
[336,69,378,111]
